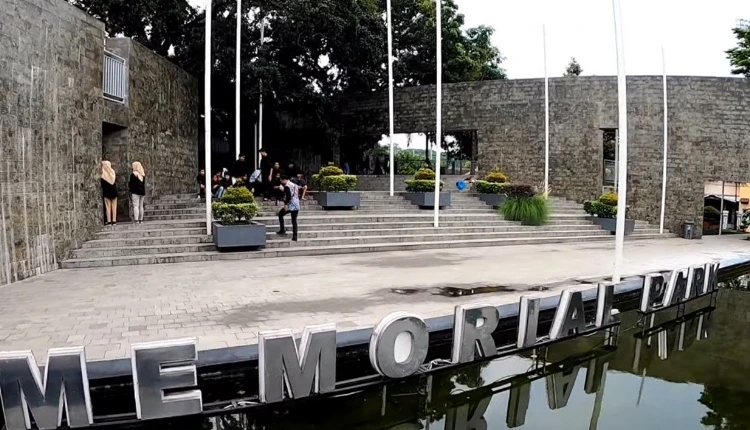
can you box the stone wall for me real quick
[339,76,750,238]
[0,0,105,284]
[0,0,200,284]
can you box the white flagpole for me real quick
[659,46,667,234]
[235,0,241,159]
[254,121,258,168]
[258,19,265,153]
[433,0,442,228]
[204,0,213,234]
[543,25,550,198]
[612,0,628,283]
[387,0,395,196]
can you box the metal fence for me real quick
[103,51,128,103]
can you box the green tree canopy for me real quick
[564,57,582,76]
[727,20,750,77]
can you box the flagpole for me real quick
[204,0,213,234]
[659,46,667,234]
[543,25,550,198]
[386,0,395,197]
[258,18,265,154]
[612,0,628,283]
[235,0,241,159]
[433,0,442,228]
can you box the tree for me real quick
[727,20,750,77]
[564,57,582,76]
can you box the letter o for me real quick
[369,312,429,378]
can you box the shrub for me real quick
[396,151,425,175]
[584,200,617,218]
[405,179,444,192]
[319,175,358,192]
[476,180,508,194]
[319,165,344,177]
[211,187,259,225]
[414,168,436,180]
[704,206,720,218]
[599,192,618,206]
[501,195,549,226]
[504,184,535,199]
[485,167,509,183]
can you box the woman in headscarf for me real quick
[129,161,146,224]
[101,160,118,226]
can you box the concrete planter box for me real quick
[317,192,360,209]
[587,217,635,235]
[212,222,267,250]
[405,192,451,208]
[478,193,507,208]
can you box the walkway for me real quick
[0,236,748,362]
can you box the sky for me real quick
[192,0,749,78]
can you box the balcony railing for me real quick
[103,51,128,103]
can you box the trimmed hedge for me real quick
[319,175,358,192]
[476,180,508,194]
[505,184,535,199]
[584,200,617,218]
[485,171,508,183]
[414,168,436,180]
[405,179,444,192]
[599,192,618,206]
[319,165,344,177]
[211,187,259,225]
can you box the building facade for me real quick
[340,76,750,239]
[0,0,199,284]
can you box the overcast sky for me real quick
[193,0,749,79]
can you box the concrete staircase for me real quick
[61,192,671,269]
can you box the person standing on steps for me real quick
[259,148,272,201]
[129,161,146,225]
[101,160,118,226]
[196,168,206,198]
[276,175,300,241]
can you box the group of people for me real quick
[196,149,307,240]
[100,160,147,226]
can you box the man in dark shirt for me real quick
[259,148,273,200]
[196,168,206,198]
[269,162,284,201]
[231,153,251,179]
[291,172,308,200]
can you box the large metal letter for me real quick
[452,304,499,363]
[131,338,202,420]
[506,380,531,428]
[370,312,429,378]
[549,288,588,340]
[545,364,581,409]
[258,324,337,403]
[517,295,542,348]
[0,348,92,430]
[595,282,614,327]
[703,261,720,294]
[640,273,666,312]
[687,265,705,299]
[662,268,690,306]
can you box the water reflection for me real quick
[118,283,750,430]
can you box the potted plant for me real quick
[583,192,634,235]
[475,167,509,208]
[315,164,360,209]
[499,185,549,226]
[211,187,265,250]
[404,168,450,208]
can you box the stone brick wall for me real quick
[0,0,200,284]
[0,0,105,284]
[339,76,750,238]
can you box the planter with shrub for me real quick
[583,192,634,235]
[476,167,509,208]
[314,165,360,209]
[499,184,549,226]
[404,168,450,208]
[211,187,265,250]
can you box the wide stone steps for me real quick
[264,224,606,238]
[96,227,208,239]
[71,243,216,259]
[60,233,672,269]
[82,235,213,249]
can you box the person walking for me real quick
[129,161,147,224]
[276,175,300,241]
[101,160,118,226]
[259,148,272,200]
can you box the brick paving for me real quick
[0,236,748,362]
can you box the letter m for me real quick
[0,348,93,430]
[258,324,337,403]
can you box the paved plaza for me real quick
[0,236,748,362]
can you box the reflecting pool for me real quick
[110,271,750,430]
